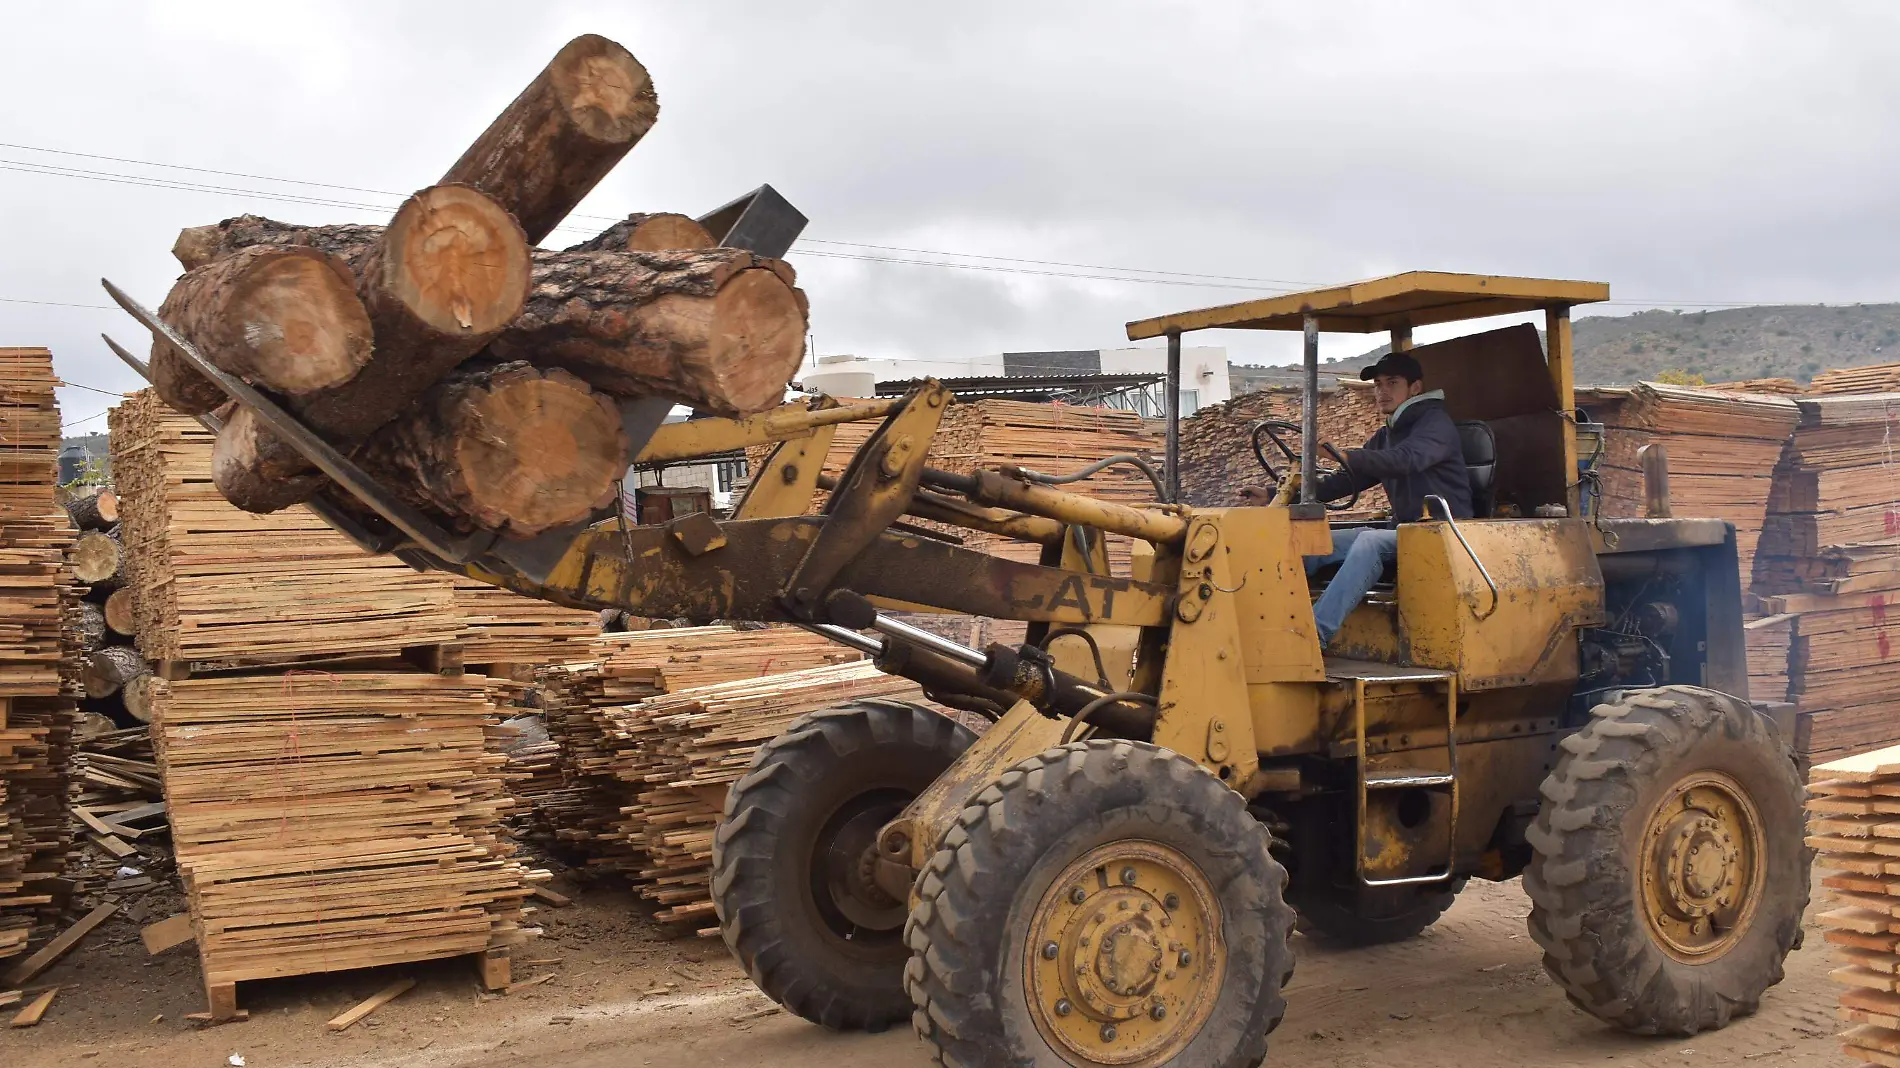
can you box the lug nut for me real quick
[1178,950,1193,967]
[1164,893,1180,910]
[1070,886,1087,905]
[1121,867,1139,886]
[1042,941,1059,960]
[1150,1003,1168,1021]
[1054,999,1072,1016]
[1100,1024,1118,1042]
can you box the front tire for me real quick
[1524,685,1807,1035]
[711,699,976,1031]
[903,740,1296,1067]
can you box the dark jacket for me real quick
[1312,394,1472,525]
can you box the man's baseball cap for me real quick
[1361,351,1423,383]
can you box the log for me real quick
[103,589,135,637]
[210,403,328,514]
[70,530,126,590]
[70,601,105,652]
[490,248,807,416]
[567,212,714,254]
[179,186,533,510]
[441,34,658,244]
[151,245,373,408]
[121,672,157,724]
[65,488,119,531]
[355,362,628,538]
[83,645,148,700]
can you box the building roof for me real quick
[1126,271,1610,339]
[876,372,1165,400]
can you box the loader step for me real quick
[1365,768,1455,790]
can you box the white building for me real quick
[798,346,1231,417]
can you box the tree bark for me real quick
[567,212,713,253]
[70,601,105,652]
[211,403,330,514]
[83,645,148,700]
[70,530,126,590]
[355,361,628,538]
[152,245,373,405]
[441,34,658,244]
[65,488,119,532]
[104,589,135,638]
[489,248,807,415]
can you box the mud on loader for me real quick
[110,271,1809,1066]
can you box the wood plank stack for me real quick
[1805,745,1900,1066]
[1178,383,1388,514]
[450,577,599,669]
[0,347,77,973]
[1709,377,1803,394]
[1589,382,1799,578]
[147,673,532,987]
[596,660,923,933]
[110,391,462,664]
[1811,362,1900,396]
[530,626,859,865]
[1751,392,1900,767]
[110,390,532,1017]
[139,34,807,540]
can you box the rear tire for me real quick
[903,740,1295,1067]
[1524,685,1807,1036]
[1293,878,1466,947]
[711,699,975,1031]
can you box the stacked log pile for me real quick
[1587,382,1799,578]
[1805,745,1900,1066]
[110,391,531,1018]
[0,347,78,973]
[529,626,859,863]
[138,33,809,541]
[597,660,923,933]
[1177,383,1387,512]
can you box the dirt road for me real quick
[4,878,1840,1068]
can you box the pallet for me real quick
[196,946,512,1024]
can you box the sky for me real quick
[6,0,1900,436]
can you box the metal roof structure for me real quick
[1126,271,1610,339]
[874,371,1166,403]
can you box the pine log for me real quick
[151,245,373,412]
[70,530,126,590]
[120,672,156,724]
[210,403,329,513]
[103,589,135,638]
[490,248,807,415]
[567,213,713,254]
[65,488,119,531]
[441,34,658,244]
[175,186,534,511]
[70,601,105,652]
[355,362,627,538]
[83,645,148,700]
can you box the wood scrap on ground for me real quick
[326,977,416,1031]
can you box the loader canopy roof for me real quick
[1124,271,1609,340]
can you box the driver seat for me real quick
[1457,420,1496,519]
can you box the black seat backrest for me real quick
[1456,420,1496,517]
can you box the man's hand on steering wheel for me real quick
[1249,420,1358,511]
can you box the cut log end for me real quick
[547,35,659,144]
[121,672,157,724]
[701,267,808,414]
[225,247,374,394]
[385,185,531,337]
[70,530,126,588]
[212,405,325,513]
[66,488,119,531]
[83,645,148,700]
[173,224,222,271]
[104,589,135,637]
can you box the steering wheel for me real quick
[1250,419,1360,511]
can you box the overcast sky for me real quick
[6,1,1900,434]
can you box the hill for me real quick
[1239,303,1900,387]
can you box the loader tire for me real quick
[1524,685,1807,1036]
[1293,878,1466,947]
[711,699,975,1031]
[903,740,1295,1067]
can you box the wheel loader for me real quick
[109,270,1809,1067]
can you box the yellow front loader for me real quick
[109,271,1808,1066]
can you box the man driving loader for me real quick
[1246,350,1471,644]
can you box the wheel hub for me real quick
[1024,841,1223,1066]
[1639,772,1764,963]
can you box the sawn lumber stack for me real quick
[1805,745,1900,1066]
[0,348,77,972]
[138,33,809,539]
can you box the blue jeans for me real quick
[1305,526,1398,645]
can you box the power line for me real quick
[0,296,116,311]
[61,408,110,431]
[58,380,127,398]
